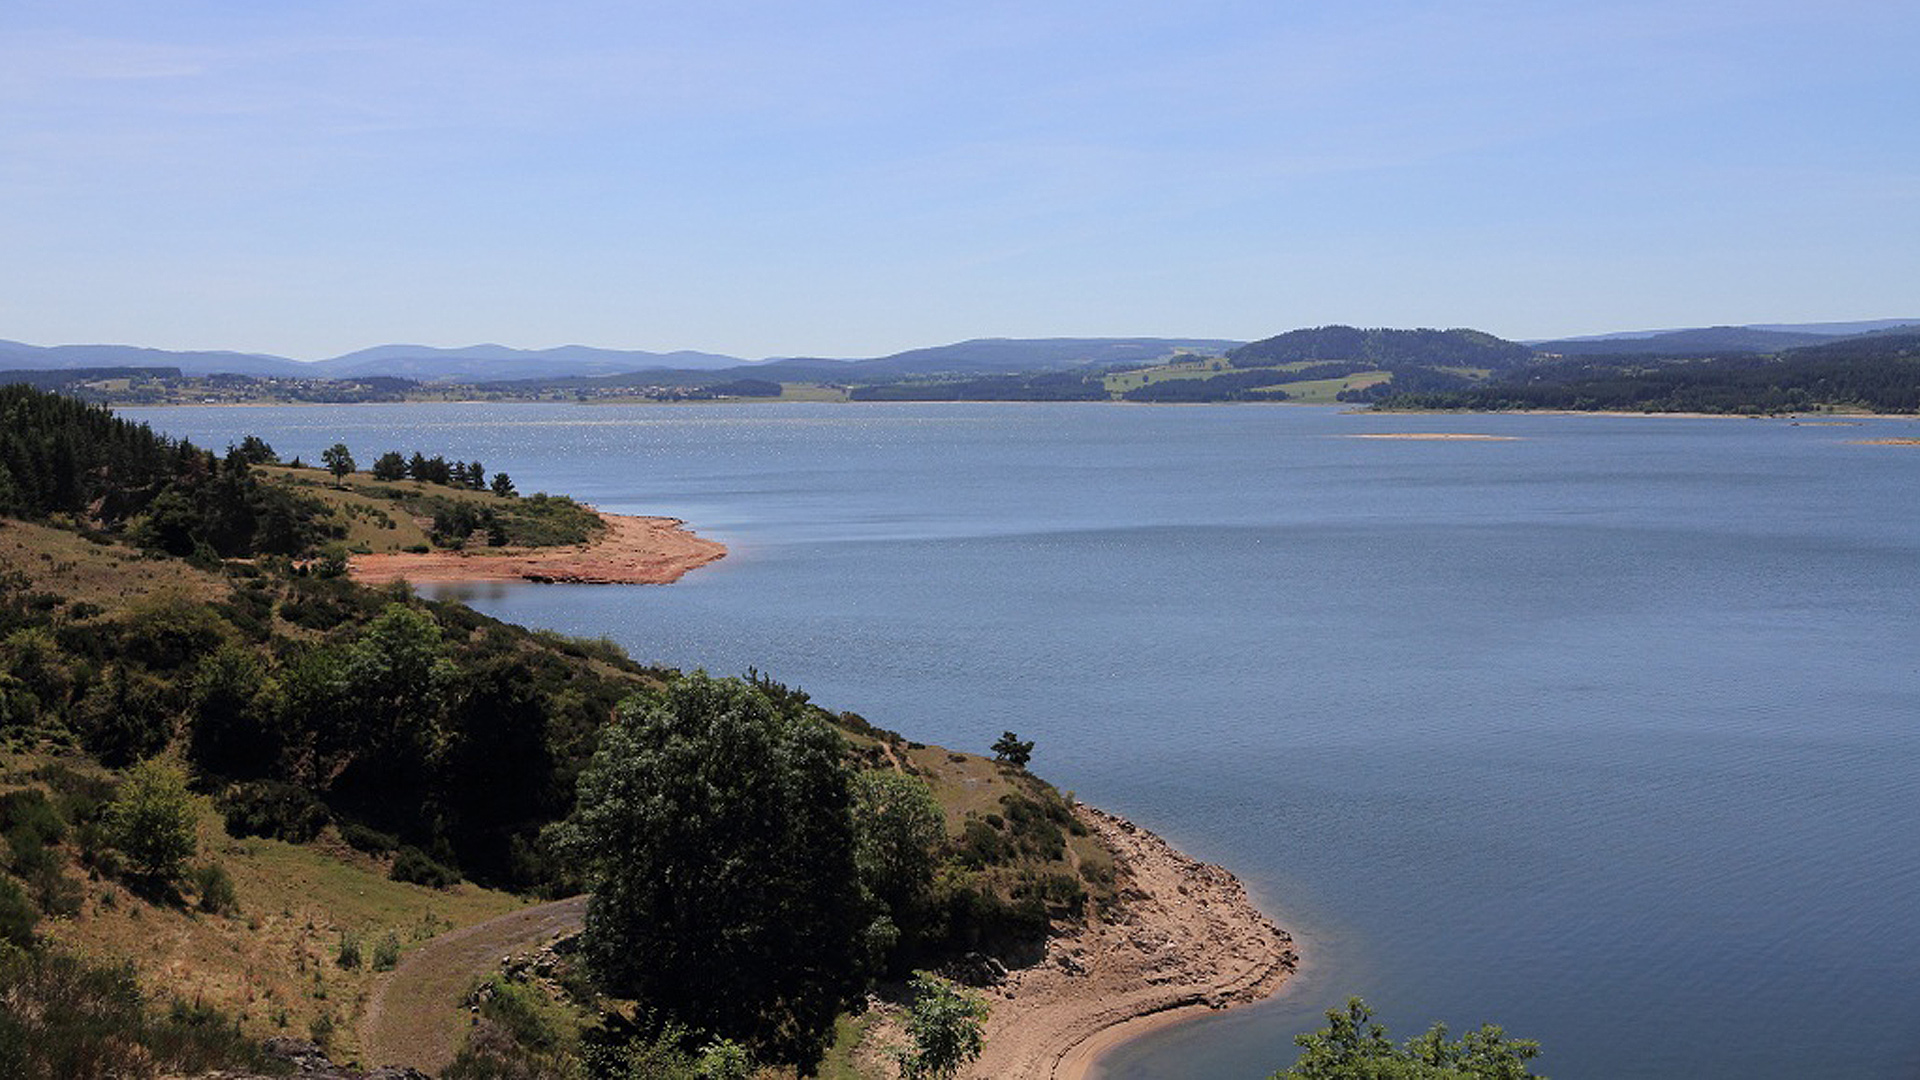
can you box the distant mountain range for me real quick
[3,320,1917,383]
[0,340,750,381]
[0,336,1242,384]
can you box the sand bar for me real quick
[1852,437,1920,446]
[349,510,726,585]
[1346,432,1519,441]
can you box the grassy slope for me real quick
[13,752,528,1064]
[3,509,1115,1077]
[1103,358,1398,402]
[256,465,602,554]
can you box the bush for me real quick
[340,821,400,855]
[0,946,266,1078]
[372,932,401,972]
[220,781,330,843]
[105,759,199,886]
[0,789,67,846]
[192,862,238,915]
[390,846,460,889]
[336,930,363,970]
[0,876,37,947]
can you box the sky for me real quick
[2,0,1916,360]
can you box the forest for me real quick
[1371,333,1920,414]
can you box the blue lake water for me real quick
[135,402,1920,1078]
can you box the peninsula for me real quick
[0,384,1293,1079]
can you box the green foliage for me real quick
[104,758,199,885]
[371,450,409,481]
[336,929,363,969]
[551,672,865,1069]
[231,435,278,465]
[1229,326,1533,370]
[852,771,944,971]
[892,972,988,1080]
[371,931,401,971]
[340,821,400,854]
[1273,998,1545,1080]
[321,443,356,486]
[187,642,280,778]
[220,780,330,843]
[1377,337,1920,414]
[390,845,460,888]
[442,974,592,1080]
[191,861,238,915]
[0,876,37,947]
[990,731,1034,768]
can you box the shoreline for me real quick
[347,509,727,586]
[958,806,1298,1080]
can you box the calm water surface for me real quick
[137,403,1920,1079]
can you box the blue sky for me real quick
[3,0,1915,359]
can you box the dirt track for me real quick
[358,896,587,1074]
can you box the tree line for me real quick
[1371,340,1920,414]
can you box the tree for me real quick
[1273,998,1545,1079]
[490,472,516,498]
[232,435,278,465]
[991,731,1034,769]
[549,672,866,1069]
[321,443,355,487]
[106,758,200,886]
[852,770,944,968]
[371,450,408,481]
[893,972,988,1080]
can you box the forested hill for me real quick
[1226,326,1534,369]
[1372,332,1920,414]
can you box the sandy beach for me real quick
[850,806,1297,1080]
[348,510,727,585]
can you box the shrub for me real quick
[220,781,329,843]
[390,846,460,888]
[105,759,199,886]
[0,875,37,947]
[193,862,238,915]
[0,947,266,1077]
[0,789,67,846]
[336,931,363,970]
[340,822,400,855]
[372,932,401,972]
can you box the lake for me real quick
[135,402,1920,1078]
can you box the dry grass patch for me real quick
[0,520,227,612]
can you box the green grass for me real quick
[813,1010,880,1080]
[1259,370,1393,404]
[1102,359,1231,393]
[257,467,602,552]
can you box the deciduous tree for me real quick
[549,672,865,1069]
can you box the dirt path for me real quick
[359,896,588,1074]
